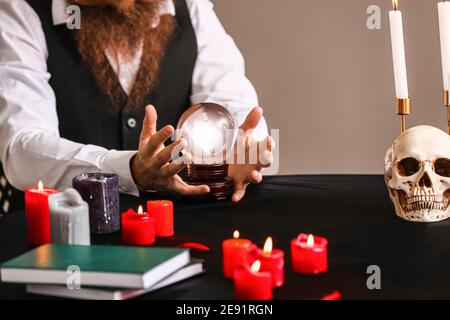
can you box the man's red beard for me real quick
[73,0,174,110]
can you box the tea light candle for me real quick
[48,188,90,245]
[222,230,253,278]
[250,237,285,288]
[25,181,57,245]
[147,200,174,237]
[291,233,328,275]
[121,205,156,246]
[72,173,120,234]
[234,260,273,300]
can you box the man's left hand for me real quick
[228,107,274,202]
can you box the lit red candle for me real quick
[25,181,57,246]
[291,233,328,275]
[234,260,273,300]
[249,237,284,288]
[222,230,253,278]
[147,200,174,237]
[121,205,156,246]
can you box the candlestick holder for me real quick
[396,97,411,133]
[444,90,450,135]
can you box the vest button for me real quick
[127,118,137,129]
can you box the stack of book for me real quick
[0,244,204,300]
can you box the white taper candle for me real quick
[389,1,409,99]
[438,1,450,91]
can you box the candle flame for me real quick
[392,0,398,10]
[307,234,315,248]
[38,180,44,193]
[263,236,273,256]
[233,230,239,239]
[138,205,144,214]
[250,260,261,273]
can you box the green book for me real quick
[0,244,190,289]
[26,260,204,300]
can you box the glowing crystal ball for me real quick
[176,103,239,164]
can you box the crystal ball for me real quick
[176,103,239,164]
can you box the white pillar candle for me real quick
[448,71,450,93]
[439,1,450,91]
[49,188,90,245]
[389,0,409,99]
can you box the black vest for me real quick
[25,0,197,150]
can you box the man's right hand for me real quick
[130,105,210,196]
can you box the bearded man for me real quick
[0,0,272,202]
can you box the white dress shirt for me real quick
[0,0,268,196]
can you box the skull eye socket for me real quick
[434,158,450,177]
[397,157,420,176]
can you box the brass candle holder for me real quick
[396,98,411,133]
[444,90,450,135]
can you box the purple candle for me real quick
[72,173,120,234]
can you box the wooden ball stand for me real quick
[186,164,232,200]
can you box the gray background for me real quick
[212,0,446,174]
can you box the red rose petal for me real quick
[321,290,342,300]
[178,242,211,252]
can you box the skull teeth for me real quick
[406,202,445,212]
[406,195,443,204]
[403,194,448,212]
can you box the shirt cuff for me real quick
[100,150,140,197]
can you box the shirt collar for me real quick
[51,0,176,26]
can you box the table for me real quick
[1,175,450,300]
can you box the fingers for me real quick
[172,178,210,196]
[265,136,275,152]
[160,152,192,177]
[139,105,158,151]
[240,107,263,133]
[249,170,263,183]
[139,105,158,148]
[160,162,187,177]
[231,170,262,202]
[145,125,174,157]
[151,139,186,169]
[258,150,273,168]
[232,184,247,202]
[257,136,274,168]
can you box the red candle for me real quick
[25,181,57,245]
[121,205,156,246]
[249,237,285,288]
[291,233,328,274]
[234,260,273,300]
[222,230,253,278]
[146,200,174,237]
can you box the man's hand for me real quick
[130,105,210,196]
[228,107,274,202]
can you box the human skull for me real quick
[384,125,450,222]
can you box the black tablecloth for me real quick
[1,175,450,300]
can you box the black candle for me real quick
[72,173,120,234]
